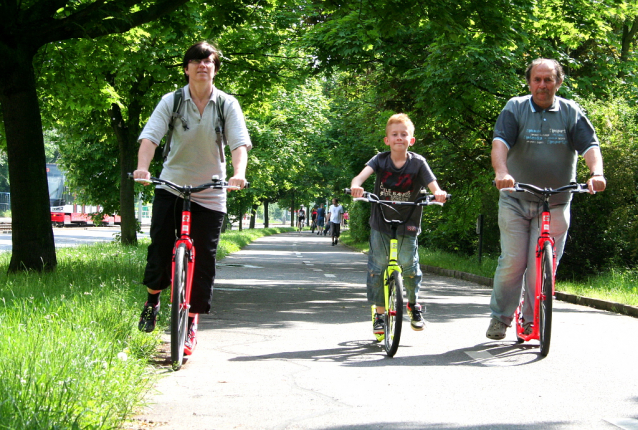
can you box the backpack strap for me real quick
[162,87,187,160]
[215,92,227,163]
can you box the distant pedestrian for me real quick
[327,198,344,246]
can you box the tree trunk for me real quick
[109,102,138,245]
[249,204,257,229]
[0,49,56,272]
[264,200,269,228]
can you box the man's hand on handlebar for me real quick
[494,173,515,190]
[586,176,606,194]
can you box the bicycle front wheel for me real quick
[539,241,553,357]
[171,243,190,370]
[384,271,403,357]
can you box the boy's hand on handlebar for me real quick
[350,186,365,198]
[433,190,448,203]
[228,176,247,191]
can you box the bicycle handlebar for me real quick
[499,182,589,198]
[128,173,249,194]
[344,188,451,206]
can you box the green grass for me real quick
[0,227,291,430]
[557,270,638,307]
[340,230,638,307]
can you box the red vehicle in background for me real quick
[47,164,121,227]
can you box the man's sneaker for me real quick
[373,313,385,334]
[522,322,533,336]
[486,317,508,340]
[407,303,425,331]
[138,301,160,333]
[184,323,198,356]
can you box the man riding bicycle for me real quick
[487,58,606,340]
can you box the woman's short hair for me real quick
[182,41,221,83]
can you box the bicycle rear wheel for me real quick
[384,271,403,357]
[171,243,190,370]
[539,241,553,357]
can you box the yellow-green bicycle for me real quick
[345,188,448,357]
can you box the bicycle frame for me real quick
[171,193,197,314]
[515,197,556,342]
[384,233,402,313]
[506,182,589,346]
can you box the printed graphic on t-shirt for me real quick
[379,172,413,202]
[525,127,567,146]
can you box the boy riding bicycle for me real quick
[350,113,447,334]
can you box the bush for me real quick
[347,199,371,243]
[559,96,638,279]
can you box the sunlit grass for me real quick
[557,270,638,307]
[0,226,292,430]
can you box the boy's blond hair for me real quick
[386,113,415,136]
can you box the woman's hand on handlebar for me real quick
[227,175,248,191]
[133,169,152,185]
[350,186,365,198]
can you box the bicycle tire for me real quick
[539,241,553,357]
[171,243,190,370]
[384,271,403,357]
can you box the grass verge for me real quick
[339,230,638,307]
[0,227,291,430]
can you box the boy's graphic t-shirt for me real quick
[367,151,436,236]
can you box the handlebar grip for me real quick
[344,188,352,195]
[127,172,134,179]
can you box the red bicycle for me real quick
[131,174,245,370]
[502,182,589,357]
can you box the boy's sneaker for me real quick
[373,313,385,334]
[138,301,160,333]
[486,317,508,340]
[184,323,198,356]
[407,303,425,331]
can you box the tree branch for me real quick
[33,0,190,45]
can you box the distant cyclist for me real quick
[297,206,306,230]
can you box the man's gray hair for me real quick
[525,58,565,83]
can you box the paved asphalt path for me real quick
[134,232,638,430]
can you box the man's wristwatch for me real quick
[590,171,606,180]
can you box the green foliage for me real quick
[559,95,638,278]
[346,199,371,243]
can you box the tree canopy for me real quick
[0,0,637,276]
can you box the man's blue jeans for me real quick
[490,193,571,325]
[367,229,422,307]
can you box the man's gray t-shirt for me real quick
[493,95,599,204]
[139,85,252,213]
[367,151,436,236]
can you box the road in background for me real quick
[133,232,638,430]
